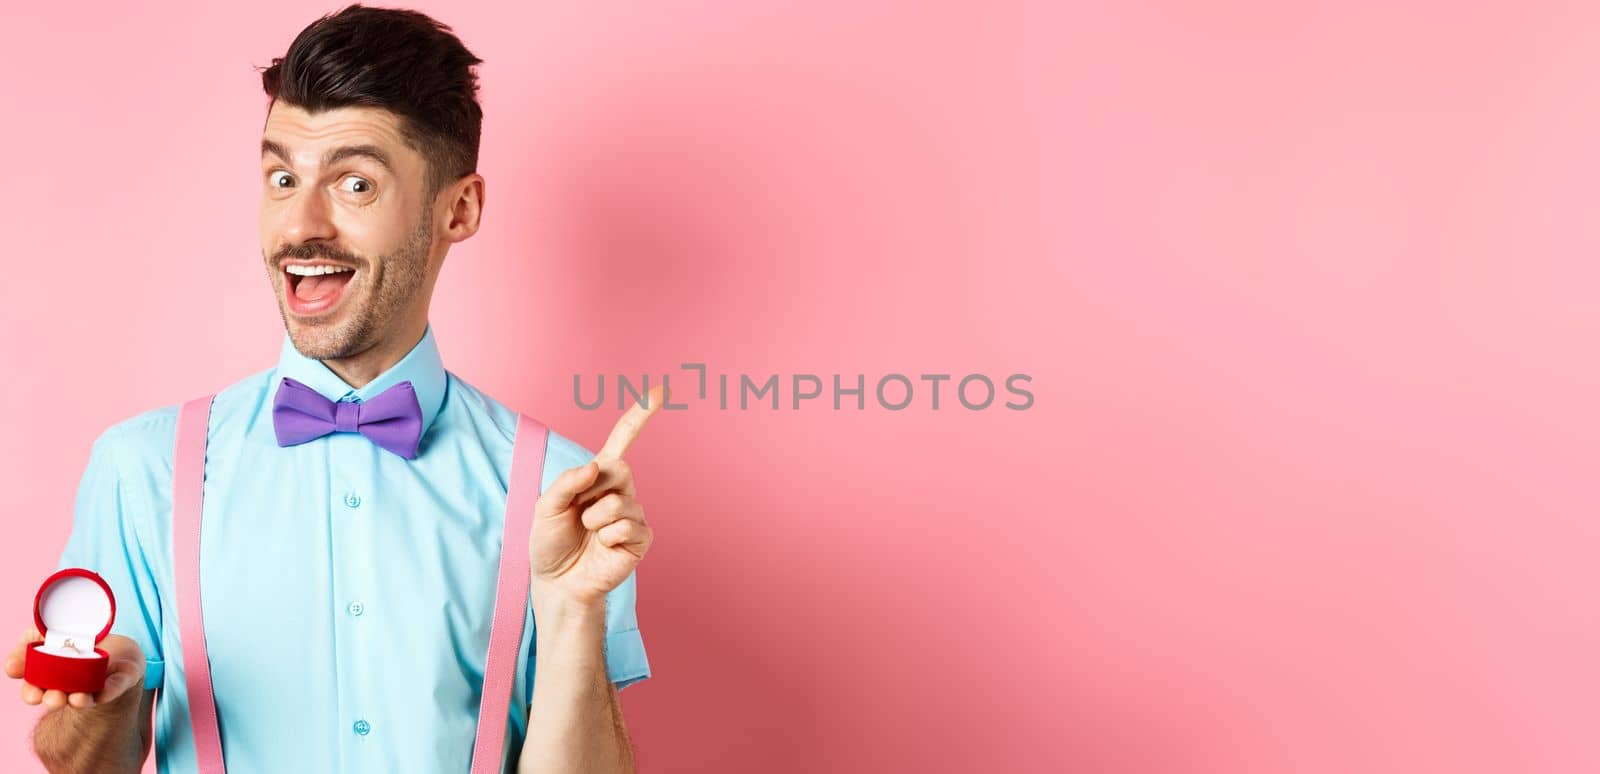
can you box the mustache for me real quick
[273,242,362,267]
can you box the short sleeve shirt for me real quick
[55,324,651,773]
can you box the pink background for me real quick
[2,1,1597,772]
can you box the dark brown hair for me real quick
[260,4,483,197]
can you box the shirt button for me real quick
[347,601,364,617]
[353,719,371,736]
[344,492,362,508]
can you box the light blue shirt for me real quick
[56,324,651,773]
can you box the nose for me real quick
[279,183,336,246]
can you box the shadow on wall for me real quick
[506,102,824,771]
[495,94,1218,773]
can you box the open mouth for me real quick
[284,265,356,317]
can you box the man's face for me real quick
[259,102,436,360]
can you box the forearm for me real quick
[519,592,634,774]
[32,687,151,774]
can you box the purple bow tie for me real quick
[272,377,423,459]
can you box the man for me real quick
[3,5,658,772]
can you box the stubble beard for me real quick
[270,207,433,361]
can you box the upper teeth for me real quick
[286,265,354,276]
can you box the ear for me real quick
[438,173,486,244]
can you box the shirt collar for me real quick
[273,323,448,439]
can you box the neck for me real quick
[321,317,427,390]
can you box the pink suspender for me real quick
[471,414,549,772]
[173,394,549,773]
[173,397,224,773]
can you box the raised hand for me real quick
[529,385,662,607]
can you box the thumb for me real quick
[95,670,139,705]
[535,461,600,518]
[91,634,145,705]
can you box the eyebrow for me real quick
[261,139,394,173]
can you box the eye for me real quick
[268,170,295,188]
[339,175,374,195]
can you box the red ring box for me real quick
[23,568,116,695]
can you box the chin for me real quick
[284,318,348,360]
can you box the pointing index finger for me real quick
[597,384,664,461]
